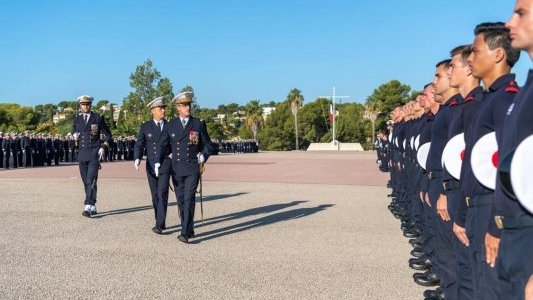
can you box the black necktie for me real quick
[84,114,88,124]
[157,121,162,131]
[182,119,186,127]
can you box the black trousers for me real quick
[437,188,460,300]
[172,172,199,237]
[466,195,504,300]
[78,159,99,206]
[23,149,31,167]
[427,176,443,274]
[146,162,170,228]
[497,225,533,299]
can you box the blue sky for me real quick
[0,0,530,108]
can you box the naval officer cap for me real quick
[77,95,94,104]
[172,91,194,105]
[147,96,166,109]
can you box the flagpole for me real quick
[332,87,336,144]
[320,87,349,145]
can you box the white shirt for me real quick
[153,119,163,131]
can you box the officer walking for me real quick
[155,91,213,243]
[72,95,112,217]
[134,97,172,234]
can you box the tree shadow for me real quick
[164,200,307,233]
[166,202,334,243]
[92,192,247,218]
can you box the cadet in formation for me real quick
[383,12,533,299]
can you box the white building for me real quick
[52,113,68,124]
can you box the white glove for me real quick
[98,148,104,161]
[197,153,205,164]
[73,133,79,140]
[154,163,160,177]
[168,153,172,159]
[134,159,140,171]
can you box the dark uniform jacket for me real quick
[71,112,112,162]
[134,119,172,171]
[156,117,213,176]
[492,71,533,237]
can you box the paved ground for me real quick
[0,151,425,299]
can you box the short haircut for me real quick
[450,44,472,66]
[436,59,452,69]
[474,22,520,67]
[423,83,433,90]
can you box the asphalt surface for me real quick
[0,151,425,299]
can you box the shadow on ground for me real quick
[165,201,334,243]
[92,192,248,219]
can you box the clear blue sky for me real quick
[0,0,530,108]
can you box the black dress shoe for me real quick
[412,245,423,252]
[410,249,425,258]
[177,235,189,243]
[409,257,432,270]
[404,231,420,238]
[152,226,163,234]
[409,237,423,245]
[414,272,440,287]
[82,210,91,218]
[411,241,423,248]
[423,288,444,299]
[413,270,432,279]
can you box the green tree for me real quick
[298,98,331,148]
[157,78,175,119]
[120,59,173,135]
[258,102,293,150]
[207,122,225,140]
[287,88,304,150]
[34,103,58,124]
[244,100,263,140]
[365,80,411,131]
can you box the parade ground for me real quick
[0,151,425,299]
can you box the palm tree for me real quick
[364,100,381,150]
[245,100,263,141]
[287,88,304,150]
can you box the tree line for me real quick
[0,59,418,150]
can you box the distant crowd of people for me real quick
[214,139,259,154]
[1,131,141,169]
[0,131,259,170]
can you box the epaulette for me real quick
[505,80,519,93]
[448,100,459,106]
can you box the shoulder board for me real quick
[505,80,519,93]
